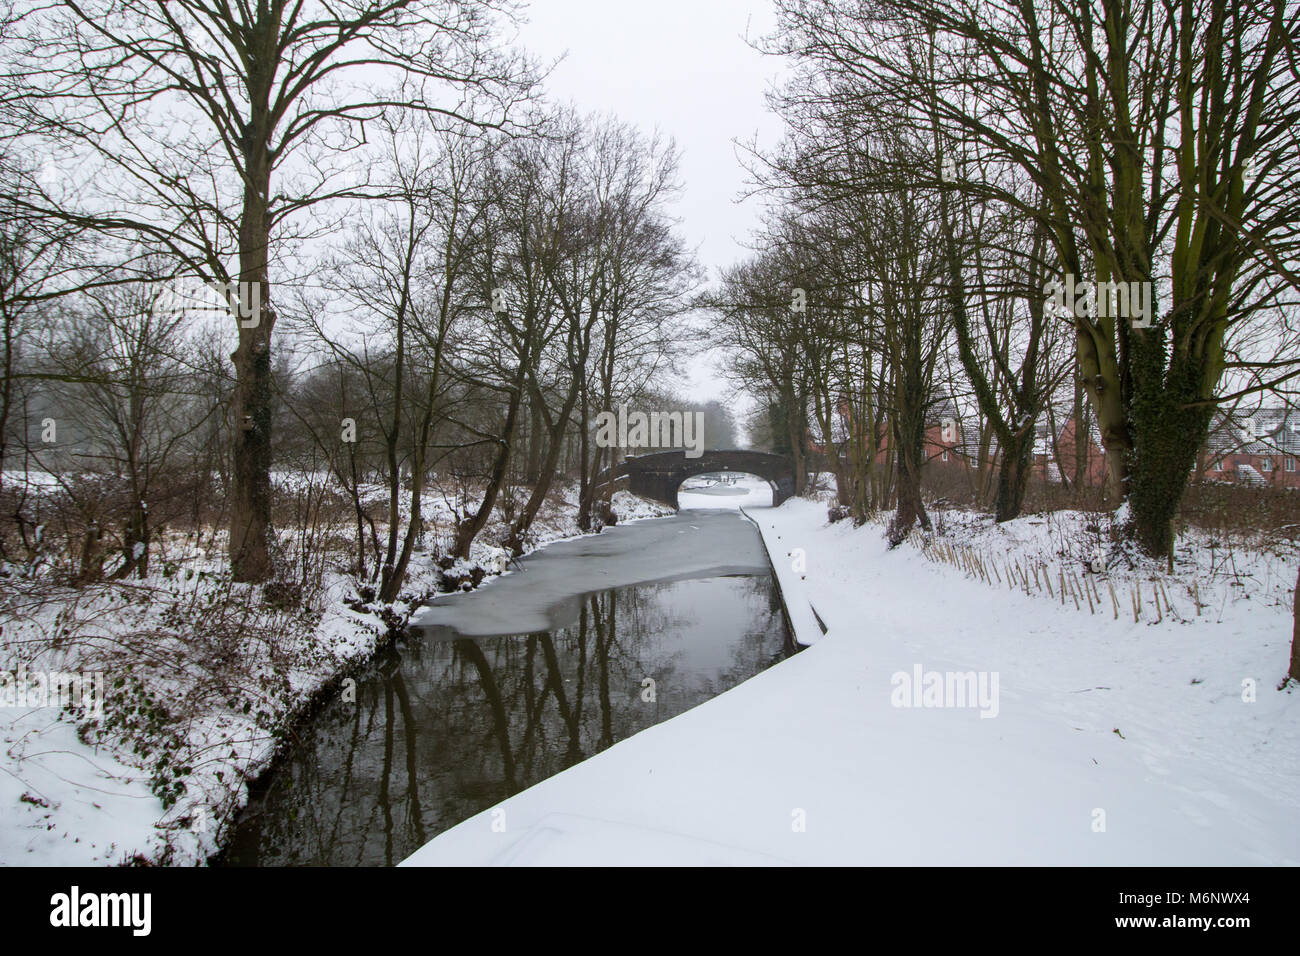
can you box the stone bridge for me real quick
[596,449,796,510]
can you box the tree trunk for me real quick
[75,519,104,586]
[1072,372,1087,495]
[889,443,928,547]
[994,427,1034,523]
[0,306,13,515]
[1073,283,1133,505]
[113,501,149,579]
[509,376,580,552]
[454,371,525,559]
[578,388,598,531]
[975,422,993,507]
[887,398,930,546]
[1290,562,1300,684]
[784,386,807,496]
[379,308,406,600]
[1127,401,1210,557]
[229,151,275,582]
[524,399,543,485]
[1125,331,1214,557]
[344,441,368,580]
[380,370,441,604]
[813,388,851,506]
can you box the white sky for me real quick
[519,0,787,408]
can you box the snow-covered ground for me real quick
[403,497,1300,866]
[0,562,393,866]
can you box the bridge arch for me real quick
[597,449,796,510]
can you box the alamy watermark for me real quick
[1045,275,1153,328]
[0,666,105,717]
[152,277,262,328]
[49,886,150,936]
[890,664,999,718]
[594,403,705,459]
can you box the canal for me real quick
[220,507,795,866]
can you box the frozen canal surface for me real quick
[220,509,795,866]
[408,505,775,636]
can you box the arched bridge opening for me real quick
[596,449,796,510]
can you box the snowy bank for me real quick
[402,498,1300,866]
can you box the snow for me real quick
[0,562,390,866]
[403,497,1300,866]
[11,460,1296,867]
[0,709,161,865]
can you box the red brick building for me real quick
[1031,415,1108,487]
[1197,407,1300,488]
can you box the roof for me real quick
[1207,406,1300,456]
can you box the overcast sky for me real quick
[519,0,787,409]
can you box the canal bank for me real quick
[739,504,827,645]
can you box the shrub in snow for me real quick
[481,547,510,575]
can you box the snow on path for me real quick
[403,498,1299,866]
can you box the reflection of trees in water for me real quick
[630,577,795,707]
[724,576,798,684]
[222,575,792,867]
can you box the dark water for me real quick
[220,529,795,866]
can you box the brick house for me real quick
[808,394,969,470]
[1028,405,1300,491]
[1198,407,1300,488]
[1031,414,1109,487]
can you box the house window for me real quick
[1213,459,1224,471]
[941,450,949,462]
[1261,457,1274,471]
[1288,457,1296,472]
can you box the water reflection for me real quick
[221,574,794,866]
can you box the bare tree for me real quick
[0,162,78,513]
[41,271,214,578]
[306,114,490,599]
[767,0,1300,557]
[1,0,537,580]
